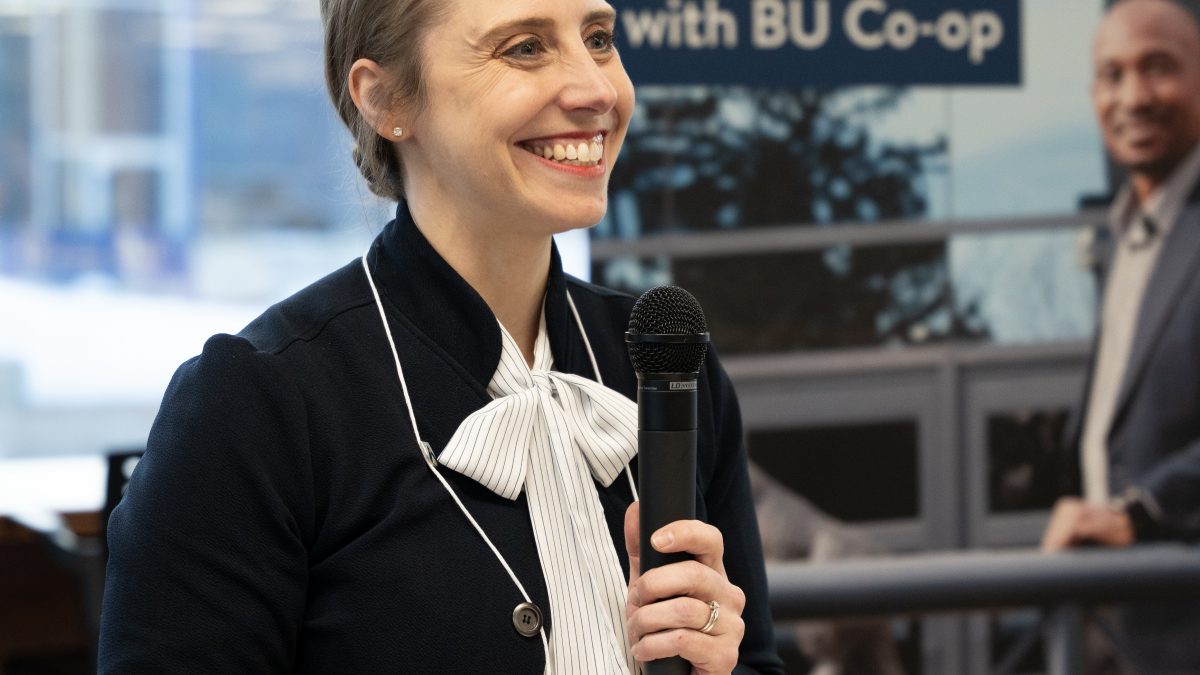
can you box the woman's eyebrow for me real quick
[582,8,618,26]
[472,8,617,46]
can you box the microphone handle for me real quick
[637,379,697,675]
[639,428,697,572]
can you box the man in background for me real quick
[1042,0,1200,671]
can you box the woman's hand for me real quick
[624,502,746,675]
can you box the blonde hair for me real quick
[320,0,442,200]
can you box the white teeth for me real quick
[524,135,605,165]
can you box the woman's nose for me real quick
[556,48,620,114]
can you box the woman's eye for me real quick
[503,38,544,59]
[586,29,615,52]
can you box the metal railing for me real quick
[591,210,1107,260]
[767,544,1200,675]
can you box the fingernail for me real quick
[651,531,673,550]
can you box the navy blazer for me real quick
[98,203,783,674]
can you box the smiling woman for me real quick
[96,1,783,674]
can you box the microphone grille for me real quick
[627,286,709,374]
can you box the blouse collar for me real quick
[368,201,584,392]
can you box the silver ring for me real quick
[700,600,720,634]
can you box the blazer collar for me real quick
[367,201,585,392]
[1112,184,1200,428]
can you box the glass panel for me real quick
[988,409,1071,513]
[748,421,919,522]
[950,229,1099,345]
[112,168,166,289]
[590,255,670,298]
[112,169,157,226]
[0,18,30,233]
[594,224,1099,353]
[188,2,389,238]
[99,10,162,134]
[674,243,971,354]
[606,87,948,236]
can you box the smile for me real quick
[519,133,605,167]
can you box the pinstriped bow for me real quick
[438,366,638,500]
[436,317,639,673]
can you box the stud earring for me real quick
[392,127,404,138]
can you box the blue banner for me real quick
[614,0,1021,86]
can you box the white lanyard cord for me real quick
[361,251,549,655]
[564,288,638,501]
[360,248,639,662]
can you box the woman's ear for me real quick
[348,58,406,140]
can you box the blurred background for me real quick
[0,0,1138,673]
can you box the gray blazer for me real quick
[1067,183,1200,672]
[1071,183,1200,540]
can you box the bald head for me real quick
[1098,0,1200,56]
[1093,0,1200,196]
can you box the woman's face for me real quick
[404,0,634,236]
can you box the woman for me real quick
[98,0,782,673]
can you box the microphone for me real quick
[626,286,710,675]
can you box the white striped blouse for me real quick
[438,311,640,674]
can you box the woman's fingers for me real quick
[627,596,738,642]
[623,501,641,582]
[629,624,744,674]
[624,512,745,674]
[627,509,728,588]
[648,518,726,575]
[628,560,746,615]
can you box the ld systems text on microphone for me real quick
[626,286,710,675]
